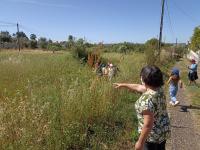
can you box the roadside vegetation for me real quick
[0,26,194,149]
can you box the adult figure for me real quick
[188,59,198,86]
[114,65,170,150]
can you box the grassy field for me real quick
[0,50,147,149]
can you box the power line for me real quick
[0,21,16,25]
[0,20,47,39]
[19,25,43,40]
[0,24,16,27]
[19,25,44,38]
[171,0,199,24]
[165,0,176,41]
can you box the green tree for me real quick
[48,39,53,44]
[76,38,85,46]
[190,26,200,51]
[30,34,37,49]
[16,32,28,39]
[145,38,159,49]
[118,44,128,54]
[68,35,74,41]
[12,31,29,48]
[0,31,12,43]
[48,42,62,53]
[38,37,48,49]
[30,34,37,40]
[67,35,75,49]
[0,31,12,49]
[72,38,88,62]
[174,46,187,58]
[15,32,29,48]
[144,38,159,65]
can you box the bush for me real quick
[144,47,157,65]
[47,43,62,53]
[72,45,88,63]
[174,46,187,58]
[144,38,159,65]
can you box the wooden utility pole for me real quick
[158,0,165,60]
[17,23,21,51]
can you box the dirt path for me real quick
[166,61,200,150]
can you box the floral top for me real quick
[135,87,171,143]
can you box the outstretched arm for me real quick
[113,83,147,93]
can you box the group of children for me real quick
[95,61,119,80]
[168,59,198,106]
[113,59,198,150]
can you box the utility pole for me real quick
[173,38,178,58]
[17,23,21,51]
[158,0,165,60]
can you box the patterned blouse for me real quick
[135,87,171,143]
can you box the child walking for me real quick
[167,68,183,106]
[114,65,170,150]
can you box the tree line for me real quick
[190,26,200,51]
[2,25,199,56]
[0,31,89,52]
[0,30,147,53]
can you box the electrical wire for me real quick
[0,21,16,25]
[19,25,47,38]
[0,24,16,27]
[0,21,47,39]
[171,0,199,24]
[165,0,176,41]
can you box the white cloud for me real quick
[7,0,77,9]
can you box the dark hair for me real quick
[140,65,164,88]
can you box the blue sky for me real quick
[0,0,200,43]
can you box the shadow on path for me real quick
[177,104,200,112]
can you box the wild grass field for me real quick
[0,50,146,149]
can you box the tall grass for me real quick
[0,51,145,149]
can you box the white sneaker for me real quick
[174,101,180,106]
[169,101,175,106]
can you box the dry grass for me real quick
[0,51,146,149]
[0,49,66,54]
